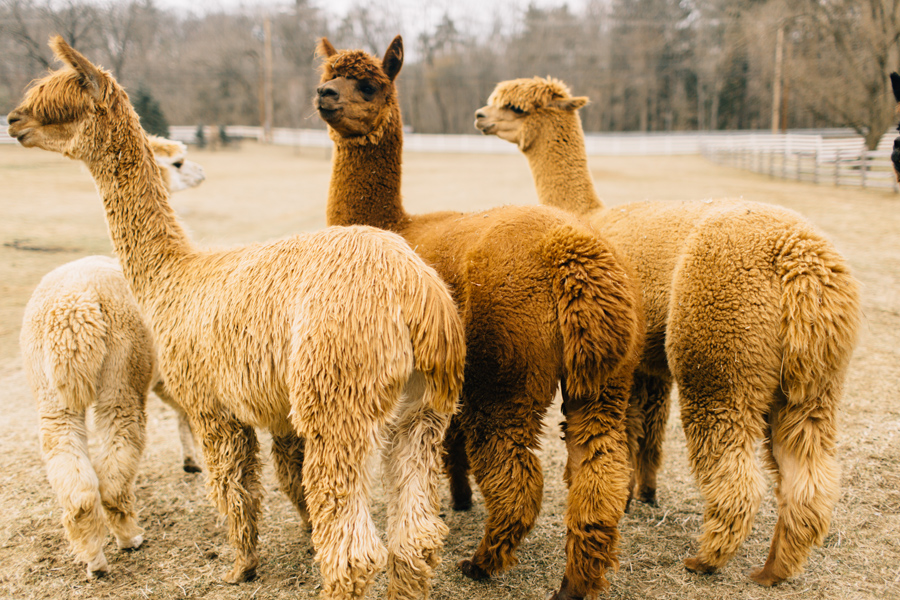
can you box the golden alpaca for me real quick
[475,76,861,586]
[9,38,466,600]
[315,37,643,600]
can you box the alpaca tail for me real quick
[542,225,643,399]
[402,265,466,415]
[776,232,861,408]
[30,290,109,412]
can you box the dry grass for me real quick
[0,142,897,600]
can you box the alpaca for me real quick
[148,135,206,193]
[21,255,152,578]
[8,38,466,600]
[475,76,861,586]
[315,37,643,599]
[890,72,900,180]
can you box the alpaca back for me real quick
[148,226,463,433]
[403,204,641,401]
[21,256,156,414]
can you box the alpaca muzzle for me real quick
[6,111,32,144]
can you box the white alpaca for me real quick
[21,255,152,578]
[9,38,466,599]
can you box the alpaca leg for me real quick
[192,409,263,583]
[442,415,472,511]
[551,379,631,600]
[458,398,546,580]
[680,384,767,574]
[154,384,202,472]
[91,385,147,552]
[750,393,840,586]
[629,373,673,506]
[39,406,108,577]
[302,428,387,600]
[383,373,451,600]
[271,431,311,528]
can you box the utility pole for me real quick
[262,16,274,143]
[772,24,784,134]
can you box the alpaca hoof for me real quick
[223,562,257,584]
[639,487,657,506]
[86,555,109,579]
[458,559,490,580]
[451,495,472,512]
[749,566,785,587]
[545,589,582,600]
[117,533,144,551]
[183,458,202,473]
[684,556,718,574]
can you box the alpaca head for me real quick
[148,135,205,192]
[7,36,131,162]
[890,72,900,181]
[314,36,403,142]
[474,77,588,151]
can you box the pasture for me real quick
[0,142,897,599]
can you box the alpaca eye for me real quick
[172,160,184,168]
[508,105,526,115]
[360,83,377,96]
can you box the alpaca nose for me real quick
[475,110,487,119]
[317,85,339,100]
[6,112,21,125]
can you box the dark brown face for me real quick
[315,76,391,138]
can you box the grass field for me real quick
[0,142,897,600]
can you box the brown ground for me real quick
[0,142,897,600]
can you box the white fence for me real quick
[4,120,897,192]
[701,130,899,192]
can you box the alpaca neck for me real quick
[524,114,604,215]
[85,108,192,300]
[326,105,409,231]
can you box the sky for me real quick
[154,0,593,41]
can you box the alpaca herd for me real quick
[6,35,866,600]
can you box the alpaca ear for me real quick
[317,37,337,59]
[49,35,104,102]
[891,72,900,103]
[382,35,403,82]
[550,96,589,112]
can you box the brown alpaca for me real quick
[475,76,862,586]
[315,37,643,599]
[890,72,900,180]
[9,38,467,600]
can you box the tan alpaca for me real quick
[475,76,861,586]
[9,38,466,600]
[316,37,644,600]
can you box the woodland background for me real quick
[2,0,900,149]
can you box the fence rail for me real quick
[701,131,899,192]
[3,121,897,193]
